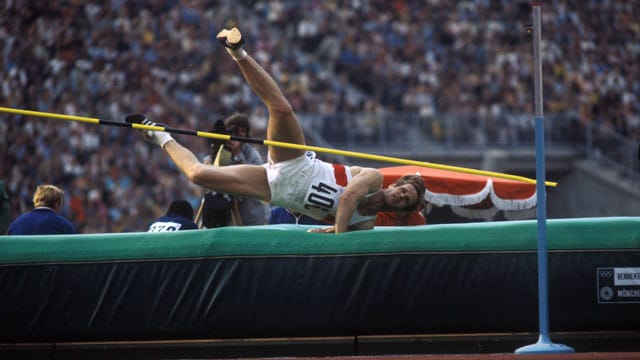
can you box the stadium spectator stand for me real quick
[1,1,638,232]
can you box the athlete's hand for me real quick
[141,119,175,148]
[307,226,336,234]
[124,114,174,148]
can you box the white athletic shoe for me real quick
[216,27,244,50]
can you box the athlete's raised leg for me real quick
[217,27,305,163]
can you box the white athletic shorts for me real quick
[263,151,343,220]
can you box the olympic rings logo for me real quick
[599,270,613,278]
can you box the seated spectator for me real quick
[148,199,198,232]
[8,184,77,235]
[269,206,327,226]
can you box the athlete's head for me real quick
[382,174,426,212]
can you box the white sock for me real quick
[226,47,247,61]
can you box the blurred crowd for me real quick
[1,0,638,233]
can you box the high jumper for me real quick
[136,27,426,233]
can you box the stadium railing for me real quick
[299,111,639,187]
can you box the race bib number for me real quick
[303,181,340,215]
[148,221,182,232]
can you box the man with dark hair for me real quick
[198,115,269,228]
[135,27,425,233]
[148,199,198,232]
[198,119,234,228]
[223,113,269,225]
[7,184,76,235]
[376,174,428,226]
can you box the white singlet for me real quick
[264,152,376,226]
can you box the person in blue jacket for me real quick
[7,184,76,235]
[148,199,198,232]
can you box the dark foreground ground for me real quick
[2,331,639,359]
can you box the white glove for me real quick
[141,119,174,149]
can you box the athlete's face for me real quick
[383,183,419,211]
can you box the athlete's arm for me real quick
[334,167,383,233]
